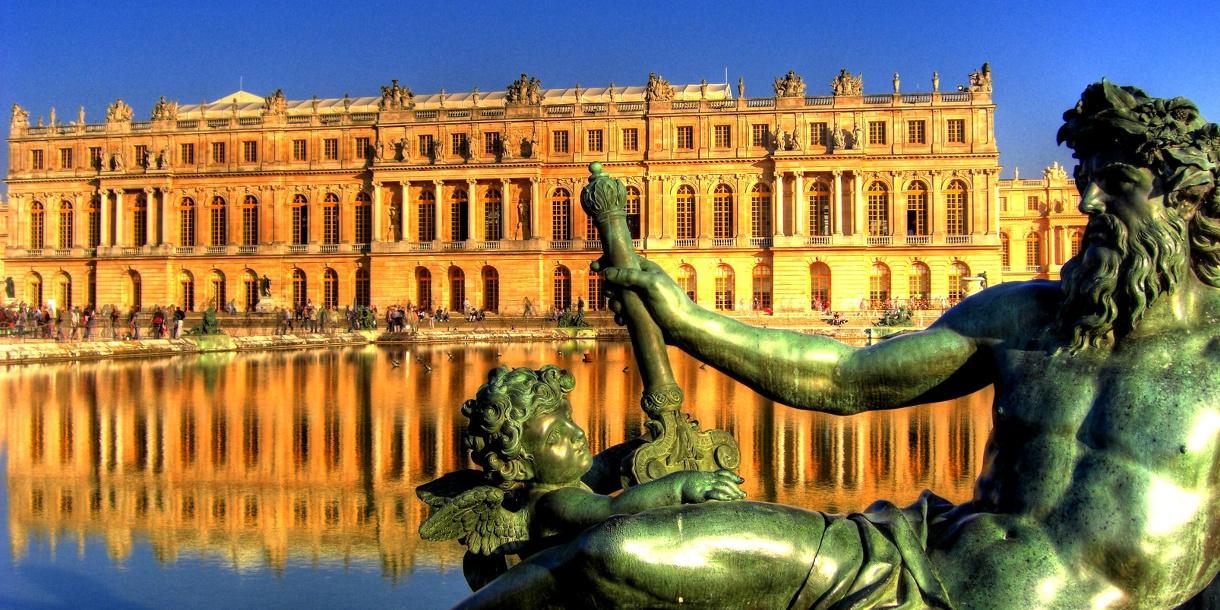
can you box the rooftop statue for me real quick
[645,72,675,102]
[773,70,806,98]
[261,89,286,116]
[830,68,863,96]
[378,79,415,111]
[11,104,29,128]
[506,73,543,106]
[969,62,993,93]
[151,96,179,121]
[105,98,133,123]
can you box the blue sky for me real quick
[2,0,1218,194]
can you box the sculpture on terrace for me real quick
[830,68,863,96]
[106,98,133,123]
[773,70,806,98]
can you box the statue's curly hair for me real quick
[461,365,576,484]
[1057,80,1220,286]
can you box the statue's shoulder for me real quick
[937,279,1061,340]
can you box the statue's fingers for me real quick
[590,257,606,273]
[603,267,648,289]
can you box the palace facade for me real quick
[3,65,1074,314]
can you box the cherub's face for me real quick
[522,400,592,485]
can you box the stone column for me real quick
[794,170,805,236]
[160,187,173,246]
[399,182,410,242]
[773,173,785,237]
[466,179,477,242]
[498,178,510,241]
[143,188,155,247]
[852,174,864,237]
[97,190,109,247]
[529,178,540,240]
[931,173,945,239]
[892,174,907,240]
[113,189,125,246]
[432,180,444,241]
[832,171,843,236]
[73,193,85,248]
[371,181,383,243]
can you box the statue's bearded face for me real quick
[1059,156,1189,350]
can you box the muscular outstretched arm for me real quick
[602,259,1025,414]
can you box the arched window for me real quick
[712,184,734,240]
[808,181,831,236]
[678,264,697,303]
[354,192,371,244]
[291,194,309,245]
[58,200,74,249]
[178,270,196,311]
[552,266,572,310]
[322,193,339,245]
[945,180,968,236]
[676,185,696,240]
[180,197,197,246]
[55,272,72,310]
[483,188,503,241]
[1069,229,1083,258]
[551,188,571,241]
[948,261,970,303]
[125,270,142,310]
[85,196,101,248]
[209,269,226,311]
[354,268,370,308]
[752,264,772,310]
[867,182,889,236]
[450,189,468,241]
[869,262,891,306]
[29,201,44,249]
[750,184,771,238]
[415,267,432,309]
[714,264,735,310]
[417,190,436,241]
[481,266,499,312]
[449,266,466,311]
[25,272,43,306]
[905,181,928,236]
[291,269,307,308]
[625,186,642,240]
[810,262,831,310]
[322,268,339,309]
[242,195,259,246]
[242,270,259,312]
[1026,232,1042,269]
[1000,233,1010,268]
[209,196,227,247]
[909,262,931,302]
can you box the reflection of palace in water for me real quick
[2,344,993,576]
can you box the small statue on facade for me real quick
[310,95,319,114]
[4,276,14,299]
[893,72,901,93]
[772,70,806,98]
[260,275,272,297]
[832,125,846,150]
[968,62,993,93]
[932,71,940,93]
[106,98,133,123]
[737,76,745,99]
[111,150,125,172]
[699,78,708,99]
[156,147,168,169]
[11,104,29,128]
[438,88,447,108]
[261,89,286,116]
[48,106,57,126]
[830,68,863,96]
[343,92,352,112]
[471,86,481,106]
[644,72,675,102]
[151,96,179,121]
[395,136,410,162]
[373,139,386,162]
[500,137,514,161]
[432,138,444,162]
[851,124,863,149]
[77,106,85,125]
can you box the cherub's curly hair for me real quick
[461,365,576,484]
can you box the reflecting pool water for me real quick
[0,342,992,608]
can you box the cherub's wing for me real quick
[416,469,486,508]
[418,485,529,555]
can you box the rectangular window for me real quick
[1000,196,1008,211]
[211,141,226,163]
[484,131,501,155]
[947,119,966,143]
[809,122,828,146]
[135,145,149,167]
[31,149,44,170]
[89,146,103,169]
[621,128,639,151]
[1026,195,1041,211]
[552,130,570,154]
[355,137,370,159]
[418,134,434,157]
[868,121,886,145]
[323,138,339,160]
[907,120,926,145]
[292,139,307,161]
[751,124,768,147]
[242,140,258,162]
[714,125,732,148]
[676,126,693,150]
[59,148,73,169]
[180,143,195,165]
[587,129,603,152]
[451,133,468,157]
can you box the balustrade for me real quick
[866,235,893,246]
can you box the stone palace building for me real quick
[0,64,1083,313]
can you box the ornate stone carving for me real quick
[11,104,28,128]
[893,72,901,94]
[932,71,940,93]
[395,136,410,162]
[1043,161,1067,181]
[830,68,863,96]
[106,99,133,123]
[378,79,415,111]
[262,89,286,116]
[645,72,675,102]
[968,62,993,93]
[505,73,543,106]
[151,96,178,121]
[773,70,806,98]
